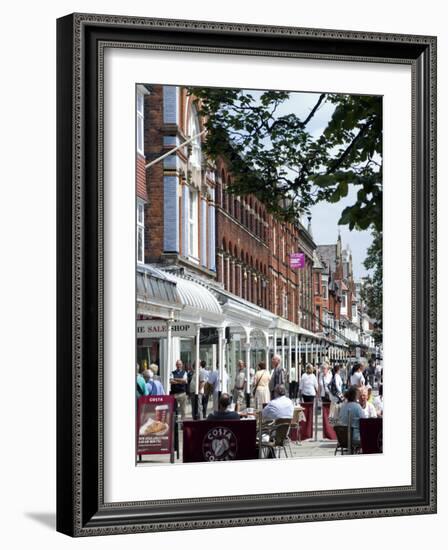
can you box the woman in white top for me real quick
[299,364,318,403]
[350,363,365,387]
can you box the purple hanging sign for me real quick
[290,252,305,269]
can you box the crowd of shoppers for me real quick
[136,355,382,426]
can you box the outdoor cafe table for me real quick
[289,402,313,441]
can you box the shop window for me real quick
[235,198,240,220]
[273,281,277,315]
[223,256,228,290]
[188,104,202,191]
[227,178,233,217]
[136,91,144,155]
[137,200,145,264]
[283,291,288,318]
[188,188,198,259]
[216,181,222,206]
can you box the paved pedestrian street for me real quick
[138,429,339,465]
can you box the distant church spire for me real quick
[307,215,313,237]
[336,228,342,260]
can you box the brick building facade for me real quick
[136,84,376,373]
[139,84,319,332]
[142,85,217,278]
[203,144,317,331]
[316,234,363,346]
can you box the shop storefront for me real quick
[137,266,226,393]
[138,265,352,400]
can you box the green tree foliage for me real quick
[188,88,382,231]
[361,230,383,343]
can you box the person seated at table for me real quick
[338,386,365,444]
[358,386,377,418]
[207,393,241,421]
[262,384,294,421]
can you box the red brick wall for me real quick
[140,85,319,331]
[313,270,324,332]
[215,161,316,326]
[145,86,165,262]
[267,216,315,328]
[216,208,269,306]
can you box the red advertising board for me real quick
[299,401,314,440]
[322,402,337,440]
[137,395,175,455]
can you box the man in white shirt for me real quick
[262,384,294,421]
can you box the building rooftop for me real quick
[316,244,337,274]
[313,250,324,270]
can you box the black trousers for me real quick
[289,381,298,399]
[192,394,209,419]
[201,394,209,418]
[302,394,315,403]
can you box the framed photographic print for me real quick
[56,13,437,536]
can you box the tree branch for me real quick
[327,119,372,174]
[302,93,327,127]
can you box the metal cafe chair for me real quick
[260,418,292,458]
[333,412,360,455]
[286,406,304,448]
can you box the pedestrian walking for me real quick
[169,359,188,420]
[269,354,285,400]
[233,360,247,412]
[319,363,332,403]
[350,363,365,388]
[299,364,318,403]
[252,362,271,409]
